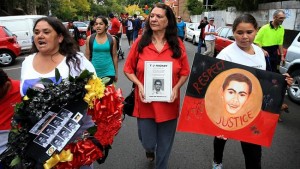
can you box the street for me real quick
[3,36,300,169]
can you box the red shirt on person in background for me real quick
[0,79,21,154]
[108,14,121,36]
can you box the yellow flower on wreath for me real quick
[84,74,105,108]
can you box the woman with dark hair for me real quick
[20,17,96,169]
[124,3,190,169]
[86,20,96,37]
[85,16,118,85]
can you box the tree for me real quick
[186,0,204,15]
[213,0,235,10]
[125,4,144,16]
[213,0,283,11]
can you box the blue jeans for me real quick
[133,30,139,41]
[80,164,93,169]
[197,38,203,54]
[137,118,177,169]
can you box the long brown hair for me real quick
[138,3,181,58]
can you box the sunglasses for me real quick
[177,18,181,19]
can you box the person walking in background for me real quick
[108,13,122,37]
[176,16,186,41]
[254,9,288,121]
[67,20,80,46]
[203,17,217,57]
[124,3,190,169]
[86,20,95,37]
[85,16,118,85]
[197,16,209,54]
[0,69,21,156]
[254,10,286,73]
[125,16,134,48]
[20,17,96,168]
[212,14,292,169]
[133,14,141,42]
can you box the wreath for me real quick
[0,69,124,169]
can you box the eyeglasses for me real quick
[177,18,181,19]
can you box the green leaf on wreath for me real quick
[78,69,90,80]
[87,126,97,135]
[55,68,61,83]
[69,74,75,82]
[40,77,54,84]
[10,155,21,167]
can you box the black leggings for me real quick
[103,76,115,86]
[213,137,262,169]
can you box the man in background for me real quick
[254,10,286,73]
[177,16,186,41]
[108,13,122,37]
[203,17,217,57]
[67,21,80,49]
[254,10,288,121]
[133,14,141,42]
[197,16,209,54]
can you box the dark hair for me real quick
[154,79,162,85]
[138,3,181,58]
[109,13,114,18]
[204,16,208,20]
[0,69,9,86]
[31,17,81,72]
[89,20,95,27]
[95,16,108,26]
[232,14,258,32]
[133,14,137,18]
[222,73,252,95]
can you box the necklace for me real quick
[152,38,166,45]
[51,50,60,57]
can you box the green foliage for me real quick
[125,5,144,16]
[51,0,77,20]
[213,0,264,11]
[87,0,125,18]
[10,155,21,167]
[213,0,235,10]
[186,0,204,15]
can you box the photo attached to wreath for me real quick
[27,108,82,161]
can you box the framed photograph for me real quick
[144,61,172,102]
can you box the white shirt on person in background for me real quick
[204,24,216,41]
[127,20,133,31]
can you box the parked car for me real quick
[0,15,45,52]
[185,23,200,45]
[63,21,88,39]
[279,32,300,104]
[215,26,234,54]
[0,26,21,66]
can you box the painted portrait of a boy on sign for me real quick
[177,54,287,147]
